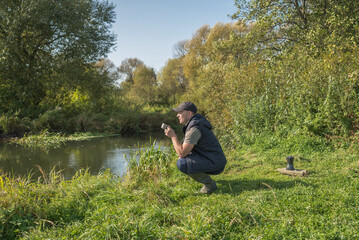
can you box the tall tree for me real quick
[172,40,188,58]
[126,65,157,104]
[118,58,144,84]
[94,58,119,86]
[0,0,116,114]
[232,0,359,53]
[157,58,187,104]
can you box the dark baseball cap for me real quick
[172,101,197,113]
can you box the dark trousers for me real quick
[177,158,188,174]
[176,158,223,175]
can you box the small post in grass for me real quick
[277,155,309,177]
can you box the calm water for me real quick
[0,134,171,180]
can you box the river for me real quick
[0,134,171,180]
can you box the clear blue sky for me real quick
[107,0,237,72]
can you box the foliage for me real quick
[157,58,187,104]
[128,65,158,104]
[153,0,359,151]
[232,0,359,54]
[118,60,162,106]
[118,58,144,84]
[222,44,359,149]
[0,103,177,141]
[0,0,116,115]
[0,113,31,136]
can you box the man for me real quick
[164,101,227,194]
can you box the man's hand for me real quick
[164,126,194,158]
[164,126,176,138]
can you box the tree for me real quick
[181,23,243,82]
[157,58,187,104]
[118,58,144,84]
[126,65,158,104]
[0,0,116,115]
[94,58,120,86]
[90,58,119,100]
[180,23,245,104]
[172,40,188,58]
[232,0,359,53]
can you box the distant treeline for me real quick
[1,0,359,151]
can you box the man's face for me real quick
[177,110,192,125]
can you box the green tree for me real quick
[89,58,119,106]
[118,58,144,84]
[157,58,187,104]
[118,58,144,98]
[180,23,246,108]
[182,25,211,82]
[0,0,116,115]
[126,64,158,105]
[94,58,120,84]
[232,0,359,53]
[215,0,359,143]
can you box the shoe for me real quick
[198,181,217,194]
[188,173,217,194]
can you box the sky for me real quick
[107,0,238,72]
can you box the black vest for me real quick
[182,114,227,174]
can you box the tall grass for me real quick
[125,141,175,187]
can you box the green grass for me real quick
[1,141,359,239]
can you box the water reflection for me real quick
[0,135,171,180]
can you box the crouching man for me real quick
[164,102,227,194]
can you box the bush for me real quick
[0,113,31,136]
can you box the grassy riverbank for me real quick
[1,140,359,239]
